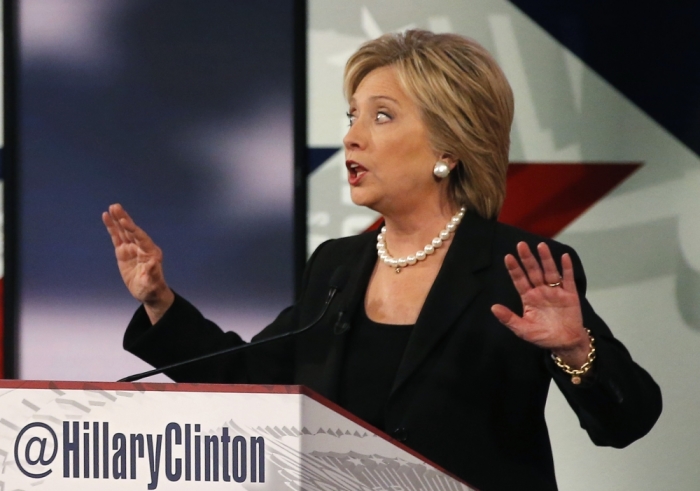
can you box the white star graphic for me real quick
[369,455,385,465]
[347,456,365,466]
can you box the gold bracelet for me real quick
[550,329,596,385]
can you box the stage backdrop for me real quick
[0,1,4,378]
[306,1,700,490]
[16,1,295,381]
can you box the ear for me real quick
[439,153,459,171]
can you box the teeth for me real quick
[350,163,359,168]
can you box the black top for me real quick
[339,307,414,431]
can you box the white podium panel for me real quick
[0,381,476,490]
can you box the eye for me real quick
[346,111,356,126]
[375,111,391,123]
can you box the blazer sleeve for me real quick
[122,239,333,384]
[546,246,662,448]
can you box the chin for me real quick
[349,188,381,211]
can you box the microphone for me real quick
[118,266,350,383]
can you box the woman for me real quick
[104,30,661,490]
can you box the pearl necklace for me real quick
[377,207,466,273]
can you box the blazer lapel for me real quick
[307,232,379,401]
[391,212,496,394]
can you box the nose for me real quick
[343,117,368,151]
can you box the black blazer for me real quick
[124,211,662,491]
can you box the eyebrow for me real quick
[349,95,400,106]
[369,95,399,104]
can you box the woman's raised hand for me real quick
[102,204,175,324]
[491,242,590,368]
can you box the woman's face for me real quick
[344,66,444,215]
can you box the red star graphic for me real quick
[500,163,640,237]
[366,163,640,238]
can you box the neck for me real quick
[381,198,463,258]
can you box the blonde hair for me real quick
[344,30,514,219]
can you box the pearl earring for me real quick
[433,161,450,179]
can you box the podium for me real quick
[0,381,477,490]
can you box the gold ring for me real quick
[548,281,562,288]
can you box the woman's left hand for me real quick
[491,242,590,368]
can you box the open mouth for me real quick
[346,160,368,184]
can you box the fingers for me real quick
[511,241,565,287]
[491,304,526,338]
[536,242,564,287]
[119,216,157,251]
[103,203,158,253]
[104,204,131,245]
[561,252,576,291]
[102,211,123,247]
[503,242,548,296]
[516,242,545,286]
[491,304,517,326]
[109,204,137,242]
[503,253,532,296]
